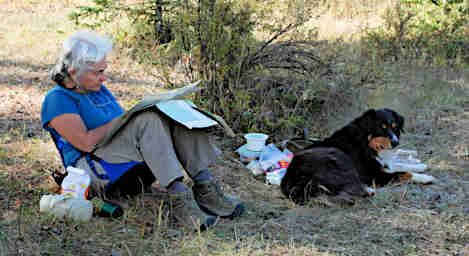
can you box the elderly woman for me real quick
[41,30,243,230]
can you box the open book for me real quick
[94,80,234,149]
[156,100,217,129]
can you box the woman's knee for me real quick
[133,110,163,123]
[130,110,170,133]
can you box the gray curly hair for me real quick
[50,30,113,88]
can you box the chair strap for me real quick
[85,154,110,180]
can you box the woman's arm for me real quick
[49,113,120,152]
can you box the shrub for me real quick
[71,0,351,139]
[362,0,469,66]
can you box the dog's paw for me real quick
[409,173,436,184]
[382,166,396,174]
[365,186,376,196]
[330,192,356,206]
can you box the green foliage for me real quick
[165,0,336,139]
[69,0,468,140]
[71,0,332,139]
[362,1,469,66]
[70,0,173,43]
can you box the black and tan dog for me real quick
[280,108,406,205]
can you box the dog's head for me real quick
[360,108,405,151]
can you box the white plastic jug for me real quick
[61,166,91,199]
[40,194,93,221]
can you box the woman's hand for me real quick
[49,113,120,152]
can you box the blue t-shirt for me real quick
[41,85,124,166]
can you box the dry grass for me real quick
[1,1,469,255]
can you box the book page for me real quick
[156,100,218,129]
[93,81,234,151]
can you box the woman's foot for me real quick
[192,180,245,219]
[167,190,216,231]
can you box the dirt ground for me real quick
[1,1,469,256]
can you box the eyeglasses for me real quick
[88,68,106,77]
[86,63,108,77]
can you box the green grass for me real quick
[1,0,469,255]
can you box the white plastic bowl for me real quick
[244,133,269,151]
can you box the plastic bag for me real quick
[246,160,263,176]
[266,169,287,185]
[258,144,293,184]
[259,144,292,171]
[379,149,428,173]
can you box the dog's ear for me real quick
[362,109,376,118]
[360,109,377,131]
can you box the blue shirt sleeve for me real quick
[41,88,80,129]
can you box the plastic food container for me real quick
[40,194,93,221]
[244,133,269,152]
[61,166,91,199]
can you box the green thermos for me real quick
[95,200,124,218]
